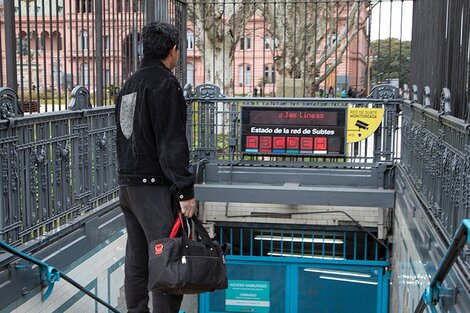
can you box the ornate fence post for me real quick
[184,83,195,160]
[0,88,22,243]
[90,104,117,207]
[0,88,23,120]
[368,84,401,162]
[403,84,410,101]
[423,86,431,108]
[188,84,225,160]
[69,86,92,213]
[439,88,451,116]
[68,86,92,111]
[412,85,419,103]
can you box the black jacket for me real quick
[115,57,194,200]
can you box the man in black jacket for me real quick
[115,22,196,313]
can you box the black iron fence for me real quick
[0,87,118,245]
[410,0,470,120]
[185,83,402,165]
[0,81,401,245]
[0,0,187,112]
[401,86,470,243]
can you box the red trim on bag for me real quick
[169,213,192,239]
[169,217,181,239]
[155,243,164,255]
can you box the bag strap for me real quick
[190,215,215,248]
[169,214,215,248]
[169,214,182,239]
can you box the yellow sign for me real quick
[347,108,384,143]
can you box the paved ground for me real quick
[117,286,198,313]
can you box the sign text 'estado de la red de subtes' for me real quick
[241,106,347,157]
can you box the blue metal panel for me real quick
[377,267,383,313]
[287,265,298,313]
[381,270,391,313]
[202,262,287,313]
[298,264,379,313]
[200,258,390,313]
[203,225,389,313]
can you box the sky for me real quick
[370,1,414,41]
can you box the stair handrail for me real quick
[414,219,470,313]
[0,240,120,313]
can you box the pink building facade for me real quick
[0,0,144,99]
[1,1,369,100]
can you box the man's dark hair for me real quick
[141,22,179,59]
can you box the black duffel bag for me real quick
[148,213,229,294]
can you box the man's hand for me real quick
[180,198,197,218]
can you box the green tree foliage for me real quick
[370,38,411,86]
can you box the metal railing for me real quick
[414,219,470,313]
[185,83,402,166]
[0,238,119,312]
[401,87,470,245]
[0,87,118,245]
[216,223,388,262]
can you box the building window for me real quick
[17,33,28,55]
[80,63,89,85]
[104,69,111,86]
[264,37,276,50]
[329,32,337,47]
[40,31,49,51]
[52,31,62,51]
[80,30,88,50]
[187,30,194,50]
[264,64,276,84]
[103,35,110,51]
[187,63,194,86]
[240,37,251,50]
[29,31,38,50]
[76,0,92,13]
[239,64,251,86]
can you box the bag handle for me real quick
[190,215,214,247]
[169,213,191,239]
[168,214,215,248]
[169,215,182,239]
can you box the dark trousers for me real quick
[119,185,183,313]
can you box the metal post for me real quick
[4,0,18,91]
[146,0,156,23]
[95,0,104,106]
[155,0,169,22]
[132,25,138,74]
[177,3,187,84]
